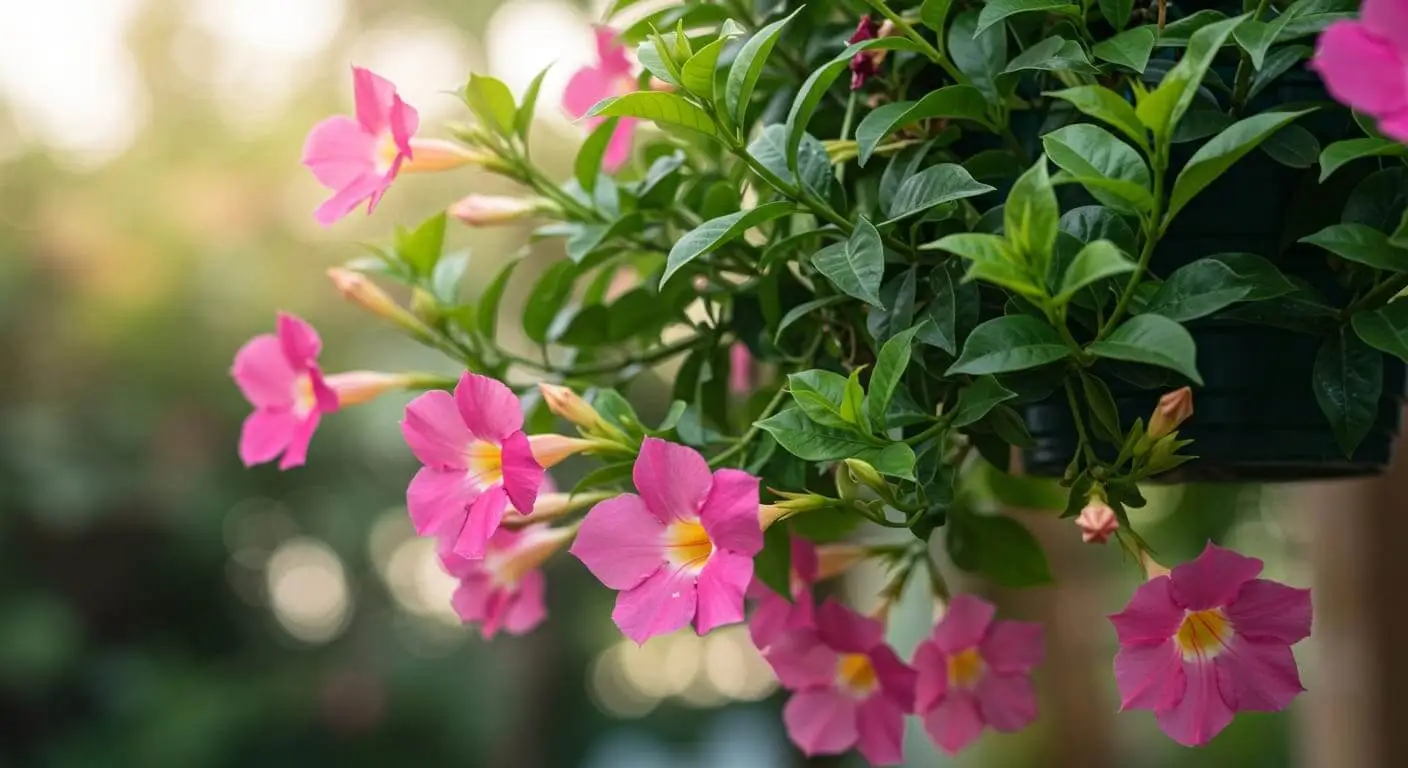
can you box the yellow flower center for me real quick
[375,133,400,174]
[836,653,878,697]
[465,440,504,489]
[1175,609,1232,659]
[292,375,317,417]
[947,648,985,689]
[663,519,713,572]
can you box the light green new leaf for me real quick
[574,117,620,194]
[1043,124,1153,214]
[1092,26,1156,72]
[514,66,550,140]
[680,37,731,98]
[463,74,517,136]
[724,7,803,126]
[855,86,991,166]
[868,325,925,428]
[885,164,995,223]
[1300,223,1408,272]
[788,370,851,429]
[947,316,1072,376]
[1006,160,1061,272]
[1166,109,1314,223]
[924,233,1044,298]
[1056,240,1135,303]
[1136,15,1246,139]
[1088,315,1204,384]
[588,92,718,137]
[1319,137,1408,182]
[1046,85,1149,150]
[662,202,795,286]
[814,217,886,307]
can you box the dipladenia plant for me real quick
[233,0,1408,760]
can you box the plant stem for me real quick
[859,0,968,85]
[1099,143,1168,339]
[498,334,706,378]
[1229,0,1274,117]
[709,384,789,468]
[1064,379,1099,464]
[1344,272,1408,318]
[837,91,858,186]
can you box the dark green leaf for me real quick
[885,164,995,223]
[1100,0,1135,30]
[1259,123,1320,168]
[975,0,1077,36]
[1352,301,1408,363]
[949,10,1008,103]
[755,409,917,478]
[1042,124,1153,214]
[868,325,925,428]
[663,202,794,286]
[1300,223,1408,272]
[749,124,833,199]
[1318,137,1408,182]
[477,257,518,340]
[951,375,1018,428]
[948,315,1071,375]
[1059,206,1139,255]
[1088,315,1203,384]
[855,86,991,166]
[987,405,1036,448]
[776,295,847,342]
[1092,26,1156,72]
[1314,326,1383,456]
[1167,109,1314,222]
[919,265,960,353]
[1046,85,1149,150]
[946,512,1053,587]
[814,217,886,307]
[1249,45,1312,102]
[788,370,851,429]
[522,260,577,344]
[1003,36,1099,76]
[1207,253,1297,299]
[1081,372,1124,444]
[1056,240,1136,303]
[920,0,954,31]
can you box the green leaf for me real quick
[724,8,803,127]
[1051,171,1156,214]
[1042,124,1153,214]
[1056,240,1136,303]
[396,212,448,277]
[1354,301,1408,363]
[588,92,717,137]
[1046,85,1149,150]
[1156,10,1231,46]
[948,316,1071,375]
[463,74,517,136]
[885,164,996,223]
[925,233,1044,298]
[1003,36,1099,76]
[636,37,680,86]
[920,0,954,32]
[1081,372,1124,444]
[947,512,1053,587]
[1092,26,1156,72]
[522,260,577,344]
[1100,0,1135,30]
[1143,255,1292,320]
[868,325,924,428]
[1300,223,1408,271]
[564,212,644,263]
[855,86,991,166]
[749,124,834,199]
[1060,206,1139,254]
[1136,15,1246,139]
[515,66,550,140]
[988,405,1036,448]
[842,368,869,430]
[1233,12,1296,70]
[662,202,794,286]
[756,409,917,478]
[1395,209,1408,250]
[1318,138,1408,182]
[1167,109,1314,223]
[919,265,960,353]
[431,250,469,305]
[574,117,620,194]
[788,370,851,429]
[951,375,1018,428]
[754,525,793,599]
[814,217,886,307]
[1005,160,1060,272]
[1314,326,1384,456]
[1088,315,1204,384]
[476,257,518,340]
[1207,253,1297,299]
[1249,45,1312,102]
[1259,123,1320,168]
[776,295,847,342]
[949,10,1008,103]
[975,0,1076,37]
[680,37,730,98]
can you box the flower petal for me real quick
[499,430,543,516]
[453,485,509,559]
[1155,659,1235,747]
[922,689,985,756]
[1226,579,1312,645]
[1363,0,1408,55]
[239,409,297,467]
[748,590,812,650]
[699,468,762,555]
[388,94,419,159]
[401,390,472,469]
[695,550,752,634]
[453,373,524,443]
[232,335,296,408]
[1114,638,1184,712]
[1312,24,1408,117]
[791,538,819,582]
[1380,107,1408,143]
[1170,543,1264,611]
[975,672,1038,732]
[634,438,712,522]
[1215,637,1304,713]
[815,598,883,653]
[563,67,614,118]
[602,118,637,171]
[277,412,321,470]
[855,694,906,766]
[594,26,632,76]
[352,66,397,136]
[763,629,838,690]
[1110,576,1184,645]
[301,115,376,190]
[570,493,666,591]
[932,594,996,654]
[913,641,949,713]
[451,573,493,624]
[869,643,917,711]
[406,466,476,538]
[313,172,387,227]
[980,620,1045,674]
[276,312,321,368]
[612,565,698,644]
[782,688,859,757]
[502,570,547,636]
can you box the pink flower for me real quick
[570,438,762,644]
[762,600,916,765]
[848,16,881,90]
[913,594,1045,755]
[400,373,544,559]
[302,66,420,226]
[231,312,339,470]
[748,537,818,650]
[1110,543,1312,747]
[1076,501,1119,544]
[438,523,573,639]
[563,27,638,170]
[729,342,753,395]
[1311,0,1408,142]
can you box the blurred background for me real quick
[0,0,1400,766]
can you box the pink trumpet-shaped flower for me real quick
[563,27,638,170]
[231,312,339,470]
[438,523,573,639]
[400,373,544,559]
[747,537,818,650]
[762,600,917,765]
[302,66,420,226]
[1110,542,1312,747]
[1311,0,1408,142]
[571,438,762,644]
[913,594,1045,755]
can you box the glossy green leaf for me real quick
[1207,253,1297,299]
[1042,124,1152,214]
[574,117,621,194]
[920,0,954,32]
[788,370,851,429]
[463,74,517,135]
[1300,223,1408,271]
[1135,15,1245,139]
[749,124,834,199]
[1259,123,1320,168]
[776,295,847,342]
[1233,12,1296,69]
[680,36,731,98]
[1092,26,1156,72]
[855,86,991,166]
[588,92,717,137]
[522,260,577,343]
[885,164,996,223]
[1046,85,1149,150]
[1088,315,1204,384]
[1353,301,1408,363]
[951,375,1018,428]
[1143,256,1287,321]
[947,512,1053,587]
[515,66,550,140]
[1006,160,1060,273]
[663,202,794,286]
[975,0,1077,36]
[476,256,519,340]
[1056,240,1135,303]
[948,316,1071,375]
[637,36,682,86]
[1003,36,1099,76]
[1100,0,1135,30]
[756,409,916,478]
[1167,109,1314,223]
[1314,326,1384,456]
[918,265,961,353]
[1318,137,1408,182]
[396,212,447,276]
[1081,372,1124,444]
[813,217,886,307]
[725,8,803,126]
[868,325,924,428]
[949,10,1008,103]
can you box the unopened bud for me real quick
[538,383,616,437]
[400,138,495,174]
[1147,386,1194,440]
[843,459,887,495]
[326,268,430,336]
[815,543,866,579]
[759,492,831,529]
[448,195,555,227]
[492,524,578,584]
[410,287,440,324]
[323,371,416,407]
[1075,501,1119,545]
[503,490,612,527]
[835,464,862,502]
[527,433,604,468]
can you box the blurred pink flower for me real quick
[748,537,818,650]
[563,27,638,170]
[1311,0,1408,142]
[438,523,574,639]
[1110,543,1312,747]
[730,343,754,395]
[763,600,916,765]
[302,66,420,226]
[231,312,338,470]
[400,373,543,558]
[847,15,880,90]
[570,438,761,644]
[913,594,1044,755]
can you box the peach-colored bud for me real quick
[758,492,831,529]
[503,490,612,527]
[538,383,611,434]
[1140,550,1171,580]
[326,268,429,335]
[448,195,554,227]
[323,371,415,407]
[399,138,494,174]
[492,524,578,584]
[1147,386,1194,440]
[815,543,866,579]
[527,433,602,469]
[1075,502,1119,545]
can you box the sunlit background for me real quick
[0,1,1386,766]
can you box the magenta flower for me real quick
[563,27,638,170]
[570,438,761,644]
[231,312,339,470]
[747,537,818,650]
[729,342,754,395]
[762,600,916,765]
[913,594,1044,755]
[400,373,544,559]
[1110,543,1312,747]
[438,523,573,639]
[1311,0,1408,142]
[302,66,420,226]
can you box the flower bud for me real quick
[843,459,888,495]
[399,138,494,174]
[1075,501,1119,545]
[527,433,604,468]
[448,195,555,227]
[503,490,612,527]
[538,383,616,437]
[326,268,430,336]
[1147,386,1194,440]
[323,371,416,407]
[759,491,832,529]
[410,287,440,324]
[492,524,578,584]
[815,543,866,579]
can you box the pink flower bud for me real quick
[537,383,614,436]
[527,433,602,468]
[323,371,415,407]
[1147,386,1194,439]
[326,268,427,334]
[448,195,553,226]
[1075,502,1119,544]
[398,138,495,174]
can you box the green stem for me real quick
[837,91,858,186]
[1064,380,1099,464]
[1229,0,1275,117]
[1099,144,1168,339]
[859,0,968,85]
[709,384,789,468]
[497,334,705,378]
[1344,272,1408,318]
